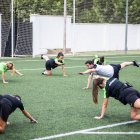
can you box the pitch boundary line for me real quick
[31,120,138,140]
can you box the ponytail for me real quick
[92,77,105,104]
[92,79,99,104]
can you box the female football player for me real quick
[41,52,67,76]
[92,77,140,120]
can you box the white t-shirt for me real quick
[94,64,114,77]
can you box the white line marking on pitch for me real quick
[19,66,85,71]
[31,120,138,140]
[81,131,140,135]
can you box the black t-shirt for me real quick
[105,78,129,104]
[1,94,24,113]
[106,78,126,98]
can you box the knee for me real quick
[130,115,135,120]
[130,113,137,120]
[0,127,5,134]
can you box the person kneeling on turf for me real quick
[41,52,67,76]
[0,94,37,133]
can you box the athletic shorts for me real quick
[0,99,11,122]
[110,64,121,79]
[123,88,140,107]
[45,61,52,70]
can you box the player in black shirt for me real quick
[0,94,37,133]
[91,77,140,120]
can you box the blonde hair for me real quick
[6,62,14,70]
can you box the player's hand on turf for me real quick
[83,87,89,90]
[30,119,38,123]
[78,72,84,75]
[94,116,103,119]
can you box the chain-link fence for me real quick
[0,0,140,56]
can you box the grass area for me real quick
[0,54,140,140]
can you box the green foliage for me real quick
[14,0,140,23]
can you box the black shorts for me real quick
[110,64,121,79]
[123,88,140,107]
[45,61,52,70]
[0,99,12,122]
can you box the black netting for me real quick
[14,21,32,55]
[0,0,32,57]
[0,0,11,57]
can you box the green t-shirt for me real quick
[100,87,107,98]
[0,63,7,73]
[54,58,64,65]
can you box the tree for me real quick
[14,0,140,23]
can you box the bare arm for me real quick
[79,68,96,75]
[22,110,38,123]
[61,65,67,76]
[1,71,8,83]
[55,61,63,65]
[83,74,93,89]
[94,98,109,119]
[11,67,23,76]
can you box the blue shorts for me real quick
[122,88,140,107]
[110,64,121,79]
[45,60,52,70]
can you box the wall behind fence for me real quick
[30,15,140,56]
[71,24,140,52]
[30,15,72,57]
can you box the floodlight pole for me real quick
[63,0,67,54]
[11,0,14,58]
[125,0,128,54]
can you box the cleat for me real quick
[42,73,44,75]
[41,54,43,59]
[133,60,139,67]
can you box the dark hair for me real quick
[99,56,104,65]
[92,78,104,104]
[85,60,94,65]
[14,95,22,101]
[57,52,64,58]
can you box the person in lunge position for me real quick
[41,52,67,76]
